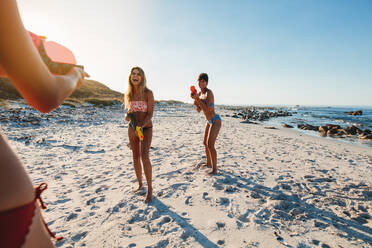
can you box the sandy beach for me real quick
[2,103,371,247]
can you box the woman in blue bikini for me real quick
[191,73,222,174]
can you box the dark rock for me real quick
[363,129,371,134]
[298,124,318,131]
[345,110,362,116]
[336,128,347,136]
[318,126,328,133]
[327,128,338,136]
[345,126,361,135]
[282,123,293,128]
[326,124,341,130]
[264,126,277,129]
[359,133,372,139]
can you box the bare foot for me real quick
[145,189,152,203]
[133,184,143,193]
[194,161,206,170]
[203,164,212,168]
[207,170,217,175]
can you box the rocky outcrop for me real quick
[344,110,362,116]
[232,109,293,122]
[282,124,293,128]
[298,122,372,140]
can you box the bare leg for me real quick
[207,120,221,174]
[128,128,142,191]
[203,123,212,167]
[141,128,153,203]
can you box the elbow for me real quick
[33,100,60,113]
[36,104,58,113]
[25,94,61,113]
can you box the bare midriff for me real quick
[199,95,216,121]
[131,112,152,128]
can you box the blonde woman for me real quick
[125,67,154,203]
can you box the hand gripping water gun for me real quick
[127,112,144,141]
[190,85,197,95]
[190,85,201,112]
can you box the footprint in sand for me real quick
[218,197,230,206]
[71,231,88,242]
[202,192,210,200]
[185,196,192,205]
[212,182,224,191]
[66,213,78,221]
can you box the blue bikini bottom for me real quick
[208,114,222,125]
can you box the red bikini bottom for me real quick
[0,183,63,248]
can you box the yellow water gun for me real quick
[127,112,144,141]
[136,126,144,141]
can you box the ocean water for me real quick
[264,106,372,148]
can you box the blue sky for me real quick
[17,0,372,106]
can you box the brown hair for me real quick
[198,73,209,83]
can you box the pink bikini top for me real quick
[130,101,148,112]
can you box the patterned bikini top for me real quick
[130,101,148,112]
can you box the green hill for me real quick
[0,77,124,107]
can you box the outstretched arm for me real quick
[0,0,88,113]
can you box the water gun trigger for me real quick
[190,86,197,95]
[136,126,144,141]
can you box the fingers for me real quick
[74,67,89,89]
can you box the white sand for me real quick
[5,104,372,247]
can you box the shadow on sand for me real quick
[149,198,219,248]
[214,169,372,245]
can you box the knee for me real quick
[207,142,215,150]
[140,151,149,161]
[203,140,208,147]
[132,152,140,162]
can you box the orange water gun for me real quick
[190,85,201,112]
[127,112,144,141]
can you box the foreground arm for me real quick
[0,0,88,113]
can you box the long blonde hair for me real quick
[124,66,148,109]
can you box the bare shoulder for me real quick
[207,88,214,99]
[145,89,154,100]
[208,89,214,96]
[145,89,153,96]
